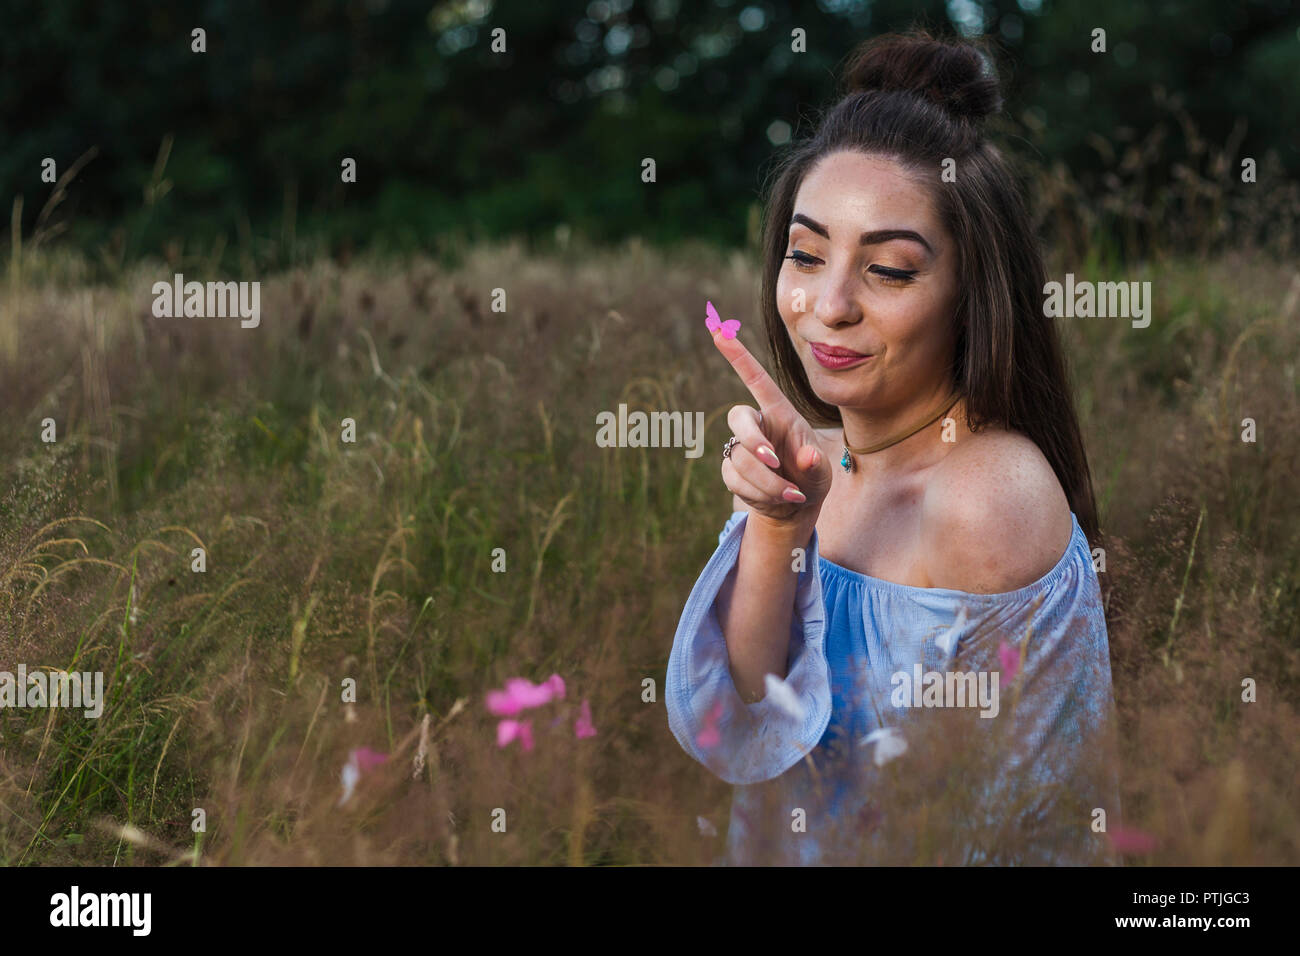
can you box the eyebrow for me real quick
[790,213,934,255]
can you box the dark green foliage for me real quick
[2,1,1297,269]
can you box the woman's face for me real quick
[776,150,960,414]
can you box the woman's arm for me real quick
[664,507,833,785]
[665,322,834,783]
[716,496,819,702]
[704,319,833,703]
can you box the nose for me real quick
[811,264,864,329]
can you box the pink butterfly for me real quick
[705,300,740,339]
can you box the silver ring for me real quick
[722,436,738,461]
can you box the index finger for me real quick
[711,327,789,413]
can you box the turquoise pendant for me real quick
[840,447,853,473]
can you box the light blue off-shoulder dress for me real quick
[667,509,1120,865]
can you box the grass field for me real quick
[0,231,1296,865]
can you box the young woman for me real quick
[667,31,1119,865]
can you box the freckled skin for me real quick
[777,152,959,421]
[763,150,1072,593]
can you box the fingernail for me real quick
[782,487,806,503]
[758,445,780,467]
[809,448,820,468]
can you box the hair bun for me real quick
[842,31,1001,122]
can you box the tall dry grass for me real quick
[0,100,1297,863]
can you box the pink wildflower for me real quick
[998,639,1021,681]
[1107,826,1158,854]
[351,746,389,772]
[486,674,566,716]
[574,698,597,738]
[339,746,390,806]
[497,719,534,751]
[696,699,724,749]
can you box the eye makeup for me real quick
[783,251,919,284]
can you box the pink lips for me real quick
[810,342,873,370]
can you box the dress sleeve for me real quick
[665,510,834,785]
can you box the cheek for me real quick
[880,299,950,356]
[778,278,825,330]
[775,271,797,324]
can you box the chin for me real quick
[803,363,862,394]
[806,378,863,409]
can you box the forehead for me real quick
[792,150,939,234]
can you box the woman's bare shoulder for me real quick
[921,428,1074,593]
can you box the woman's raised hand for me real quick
[712,327,833,525]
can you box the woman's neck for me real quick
[838,386,965,477]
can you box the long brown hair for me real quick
[757,29,1100,543]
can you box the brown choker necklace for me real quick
[839,391,963,473]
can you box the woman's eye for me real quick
[785,252,917,286]
[869,265,918,285]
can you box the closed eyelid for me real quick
[788,241,930,267]
[787,250,919,273]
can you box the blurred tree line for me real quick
[2,0,1297,272]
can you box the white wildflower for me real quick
[859,727,908,766]
[763,672,806,721]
